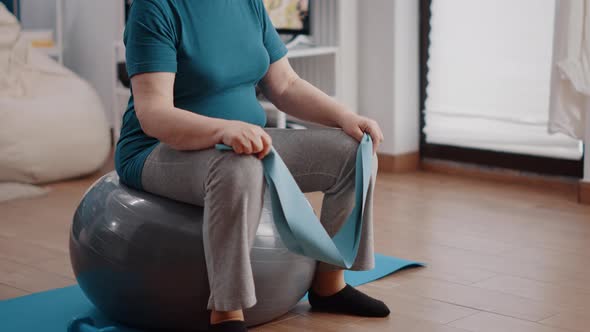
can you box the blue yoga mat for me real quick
[0,254,422,332]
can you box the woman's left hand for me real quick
[338,113,384,153]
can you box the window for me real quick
[420,0,583,176]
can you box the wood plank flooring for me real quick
[1,158,589,331]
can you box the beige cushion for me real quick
[0,51,110,184]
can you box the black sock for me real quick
[308,284,390,317]
[209,320,248,332]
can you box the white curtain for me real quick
[548,0,590,141]
[424,0,583,160]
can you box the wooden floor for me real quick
[1,160,589,332]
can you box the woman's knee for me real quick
[331,130,362,175]
[336,130,379,176]
[206,152,264,194]
[330,130,378,181]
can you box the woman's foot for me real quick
[210,310,247,331]
[209,320,248,332]
[310,269,390,317]
[308,284,390,317]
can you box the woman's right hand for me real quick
[220,120,273,159]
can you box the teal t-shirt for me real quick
[114,0,288,189]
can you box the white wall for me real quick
[358,0,395,153]
[19,0,55,30]
[585,114,590,181]
[358,0,420,156]
[63,0,124,125]
[337,0,358,112]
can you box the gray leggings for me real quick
[141,128,377,311]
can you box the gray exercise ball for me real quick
[69,171,316,331]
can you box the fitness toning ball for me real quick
[70,172,315,331]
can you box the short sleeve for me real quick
[124,0,179,78]
[257,0,288,63]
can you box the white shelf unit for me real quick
[287,46,338,59]
[265,0,359,128]
[112,0,357,138]
[22,0,64,64]
[258,45,339,129]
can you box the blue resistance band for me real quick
[216,134,373,268]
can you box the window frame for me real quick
[418,0,584,177]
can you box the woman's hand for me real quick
[338,113,384,153]
[220,120,272,159]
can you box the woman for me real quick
[115,1,387,331]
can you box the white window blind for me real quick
[423,0,583,160]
